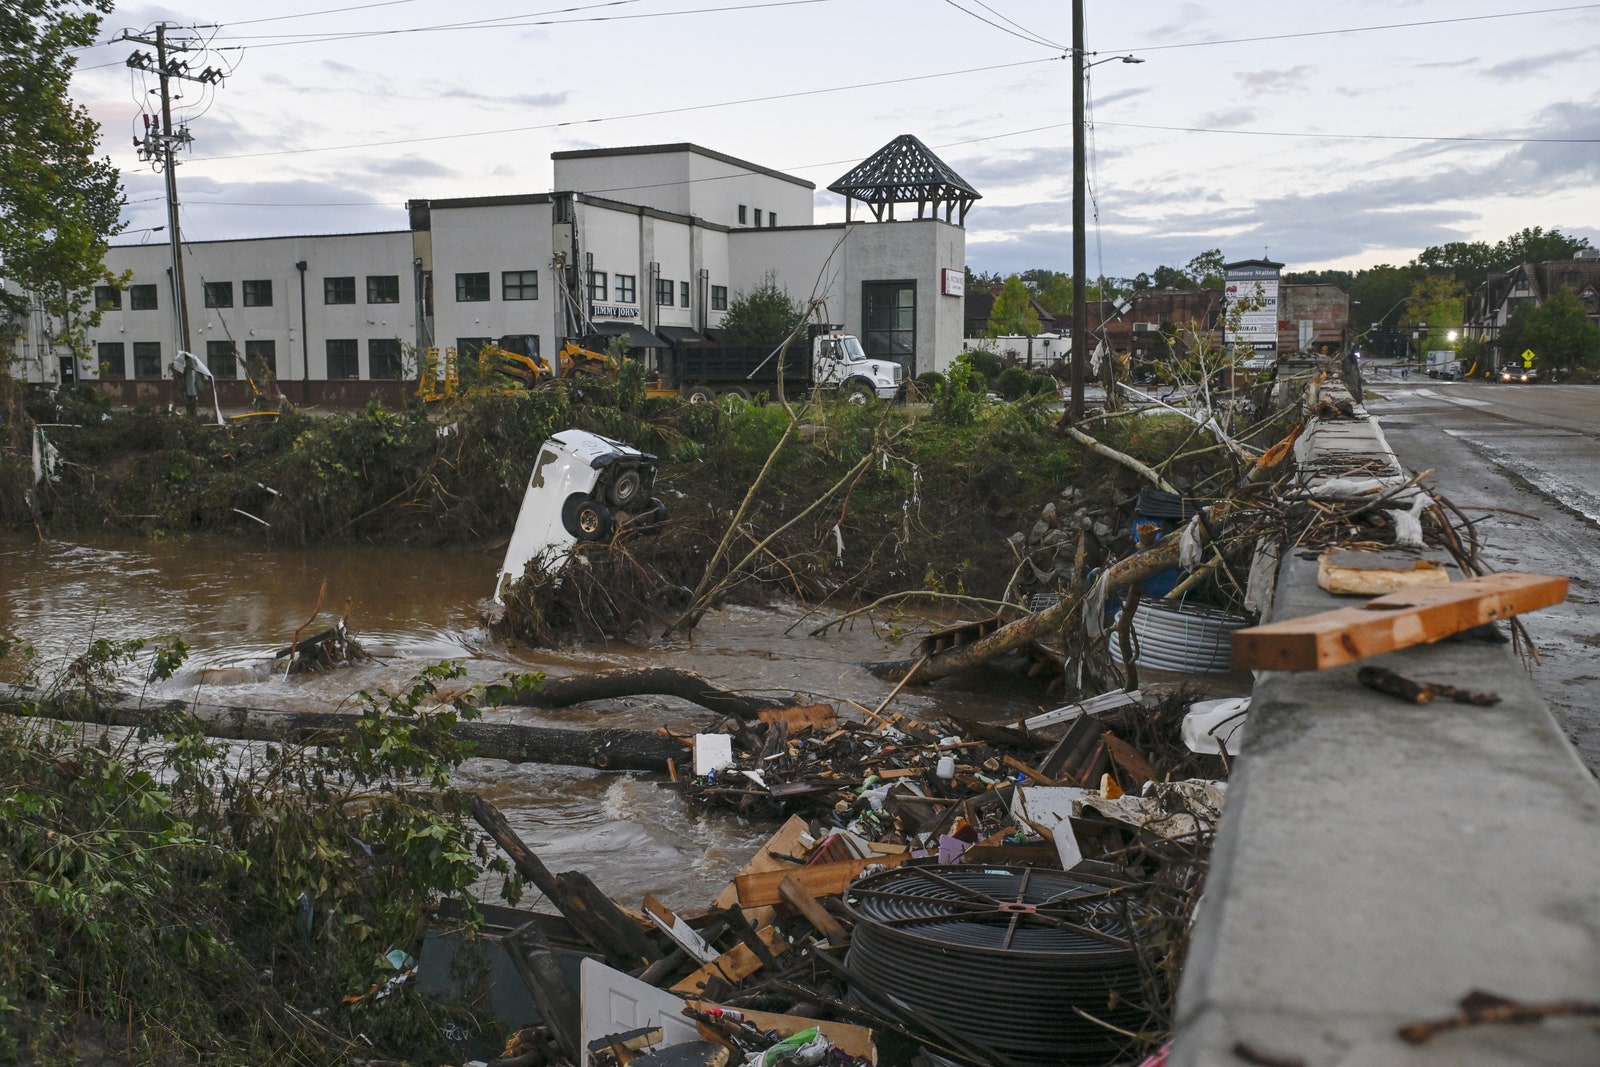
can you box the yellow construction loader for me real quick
[417,334,619,400]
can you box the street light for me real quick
[1069,26,1145,422]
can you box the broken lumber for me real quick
[670,925,788,996]
[735,853,910,909]
[778,874,851,947]
[5,695,687,773]
[1231,572,1568,671]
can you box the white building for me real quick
[11,137,979,406]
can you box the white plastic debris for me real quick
[693,733,734,777]
[1183,696,1250,755]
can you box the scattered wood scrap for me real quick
[1356,665,1501,707]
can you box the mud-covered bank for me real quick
[3,373,1260,629]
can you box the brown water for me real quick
[0,530,1048,911]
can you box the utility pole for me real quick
[1068,0,1087,422]
[122,25,225,381]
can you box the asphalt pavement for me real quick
[1365,376,1600,769]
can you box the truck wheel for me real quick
[685,385,716,405]
[608,467,642,508]
[562,494,612,541]
[844,379,877,405]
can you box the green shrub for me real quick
[995,365,1032,400]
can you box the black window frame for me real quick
[94,285,121,311]
[655,278,674,306]
[324,276,356,305]
[245,338,277,377]
[711,285,728,311]
[97,341,126,379]
[369,338,405,380]
[242,279,273,307]
[326,338,360,379]
[680,281,690,308]
[132,341,163,379]
[862,279,917,370]
[502,270,538,301]
[615,274,636,303]
[129,284,158,311]
[455,272,491,302]
[586,270,608,302]
[203,281,234,309]
[366,274,401,304]
[206,338,238,380]
[738,205,748,225]
[455,337,494,362]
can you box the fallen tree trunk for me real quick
[508,667,793,720]
[865,539,1182,685]
[3,696,687,773]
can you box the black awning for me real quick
[586,323,669,349]
[655,325,706,344]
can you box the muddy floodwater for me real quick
[0,530,1049,910]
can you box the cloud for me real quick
[1484,49,1590,80]
[439,87,569,109]
[1194,108,1258,130]
[1234,66,1312,92]
[360,155,457,179]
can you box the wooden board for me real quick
[757,703,839,733]
[1231,572,1568,671]
[670,925,788,996]
[735,853,910,909]
[1317,548,1453,596]
[709,814,808,927]
[778,874,850,947]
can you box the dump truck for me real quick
[659,326,903,404]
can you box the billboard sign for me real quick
[1224,263,1281,354]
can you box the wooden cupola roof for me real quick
[828,134,981,225]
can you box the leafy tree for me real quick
[1405,274,1466,355]
[1499,290,1600,377]
[1493,226,1591,270]
[1035,272,1072,318]
[1349,264,1421,357]
[1184,249,1225,289]
[0,0,124,363]
[718,271,804,342]
[985,275,1041,336]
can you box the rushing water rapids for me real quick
[0,530,1049,910]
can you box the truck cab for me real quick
[808,328,903,400]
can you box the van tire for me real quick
[563,494,612,541]
[608,467,642,508]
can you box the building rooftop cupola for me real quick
[828,134,981,225]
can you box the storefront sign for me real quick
[941,268,965,298]
[592,304,639,319]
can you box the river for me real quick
[0,530,1049,911]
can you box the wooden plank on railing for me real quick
[1231,572,1568,672]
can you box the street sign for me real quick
[1521,348,1536,367]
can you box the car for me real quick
[1498,367,1538,383]
[493,429,665,603]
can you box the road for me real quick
[1364,375,1600,769]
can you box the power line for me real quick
[191,56,1062,161]
[1103,3,1600,54]
[937,0,1062,51]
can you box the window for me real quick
[768,212,776,227]
[680,281,690,308]
[94,285,121,311]
[738,205,748,225]
[502,270,538,301]
[367,274,400,304]
[203,281,234,308]
[753,209,762,228]
[455,272,490,302]
[711,285,728,311]
[615,274,636,303]
[455,337,493,362]
[245,339,277,377]
[129,284,158,310]
[862,281,916,367]
[207,339,238,380]
[326,339,359,379]
[240,279,272,307]
[98,342,126,379]
[586,270,608,301]
[369,338,404,380]
[133,342,163,379]
[325,276,356,304]
[656,278,675,306]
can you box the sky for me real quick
[66,0,1600,281]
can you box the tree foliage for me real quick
[718,271,804,343]
[1405,274,1466,354]
[985,275,1041,336]
[0,0,124,358]
[1499,290,1600,376]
